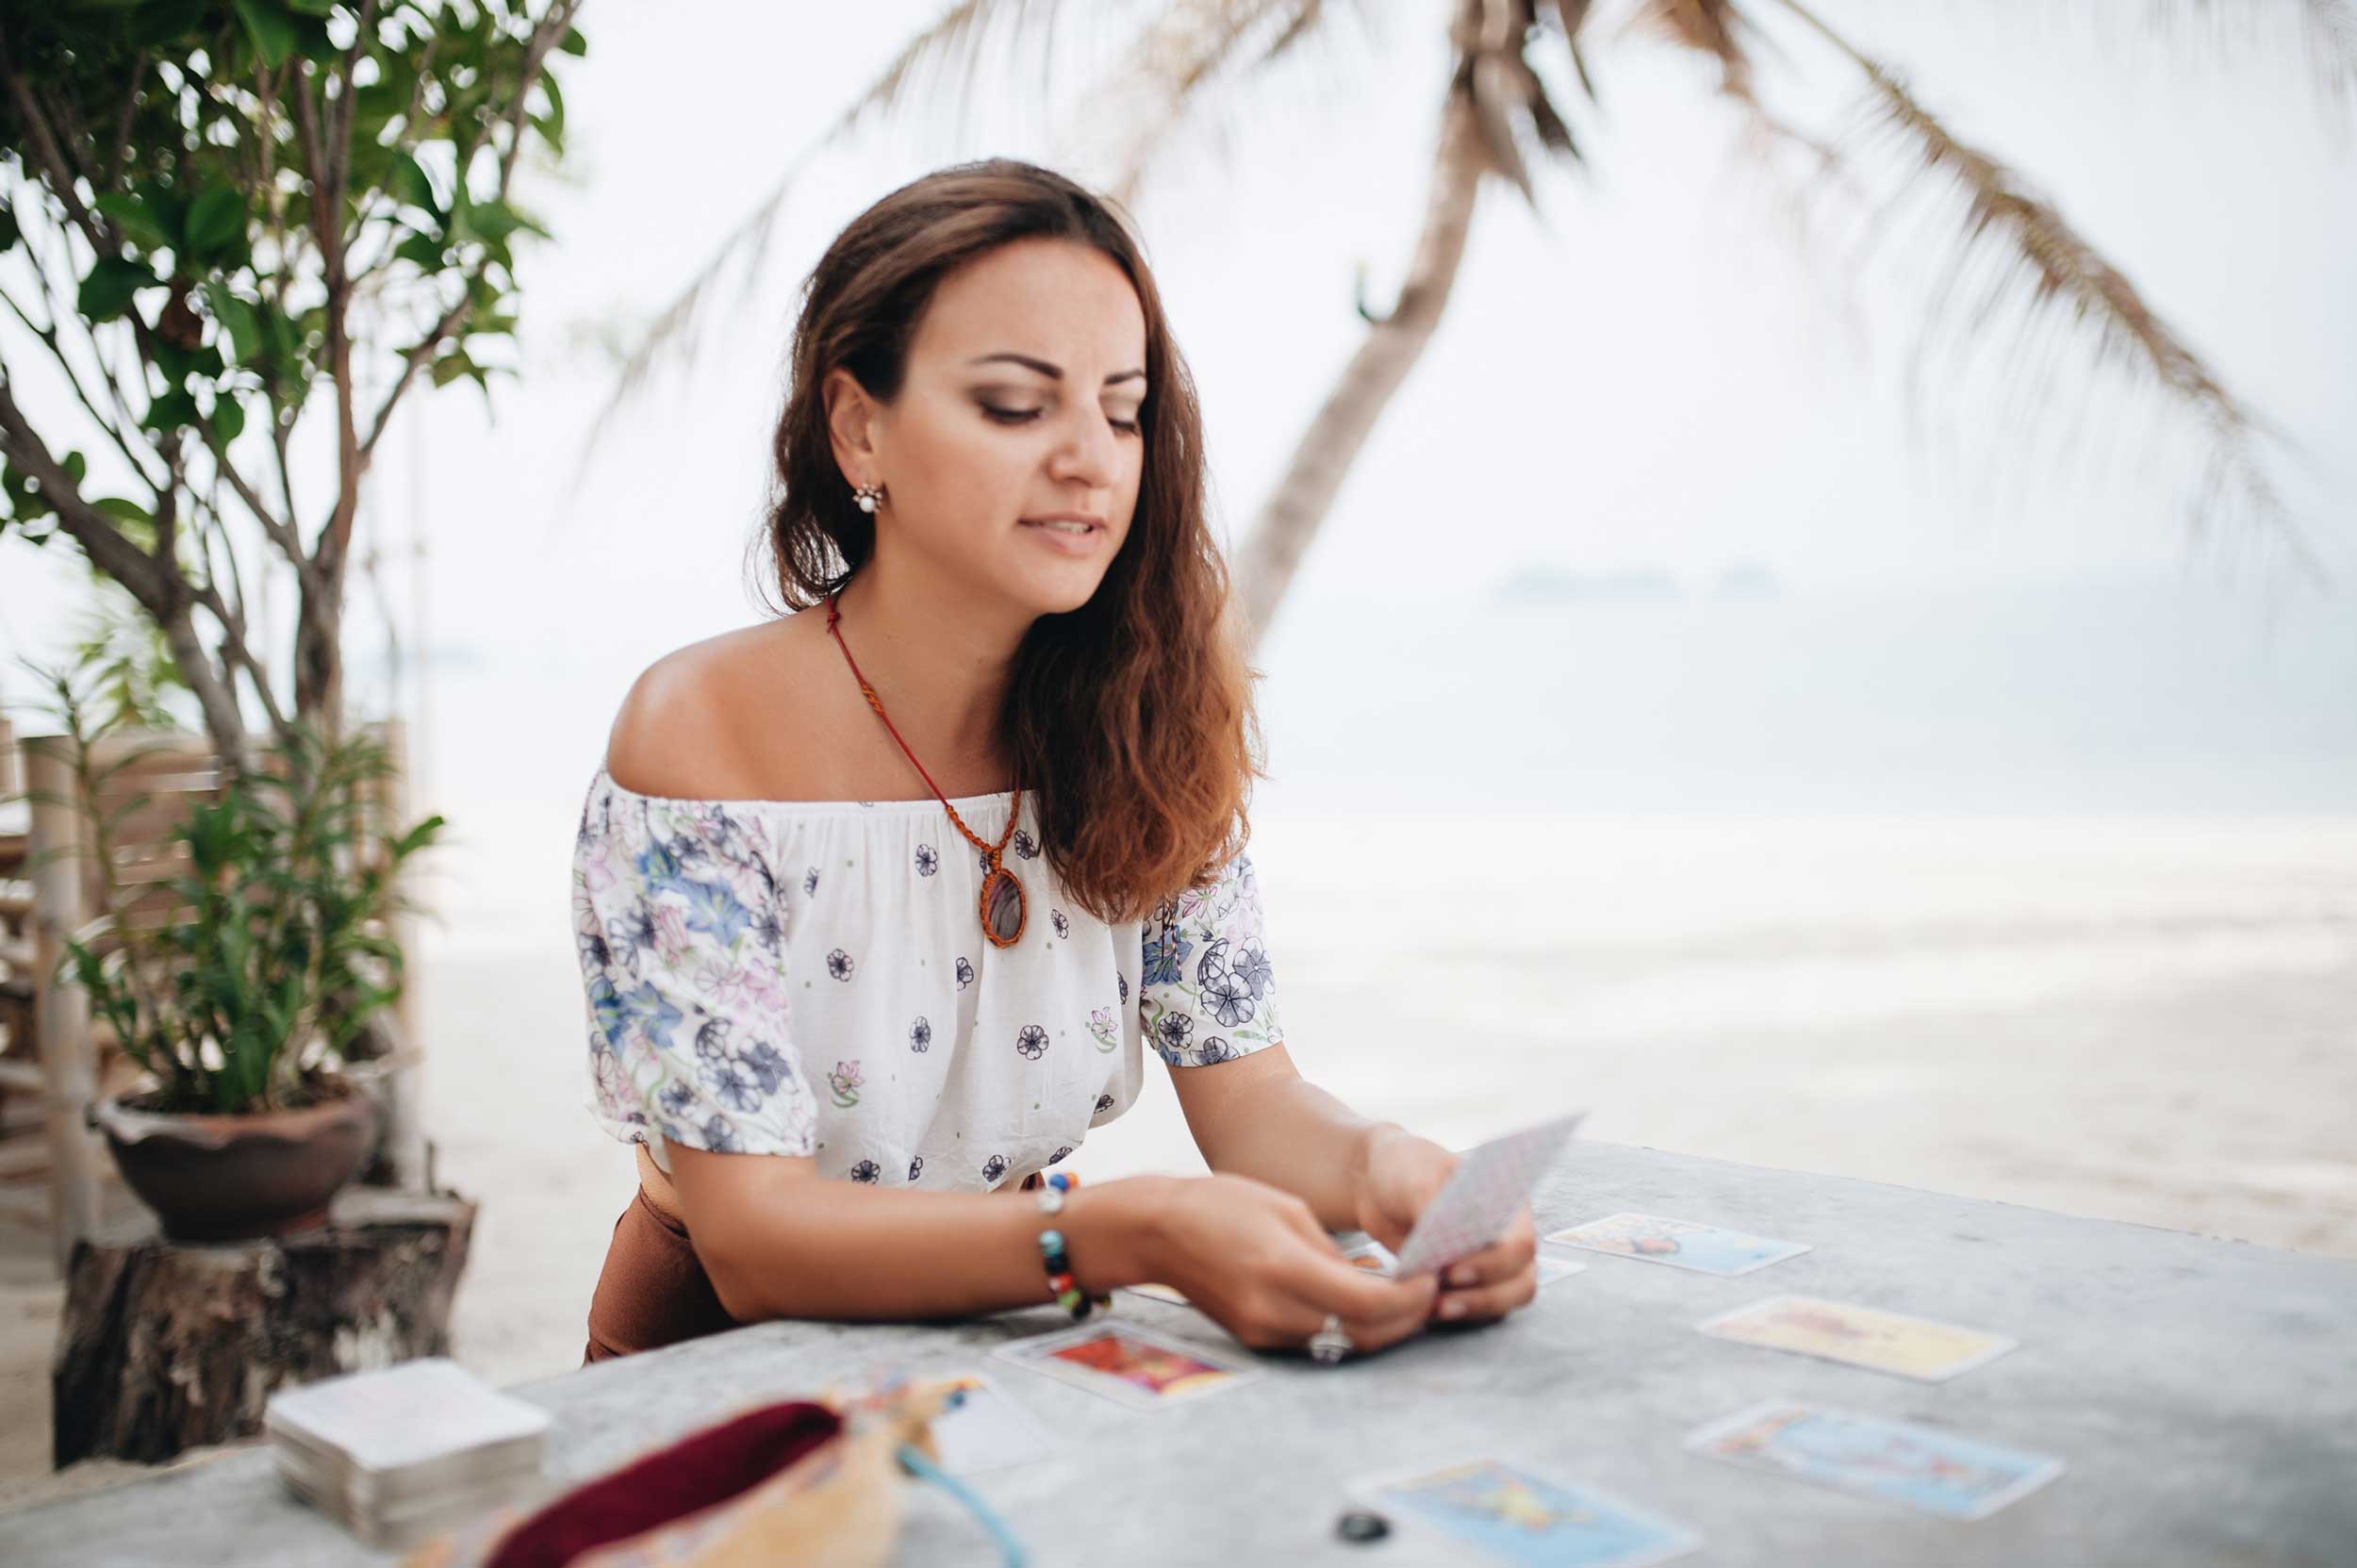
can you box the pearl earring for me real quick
[853,482,883,514]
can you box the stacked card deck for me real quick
[263,1357,551,1548]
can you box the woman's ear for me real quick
[821,367,882,487]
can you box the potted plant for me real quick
[35,665,443,1242]
[0,0,577,1194]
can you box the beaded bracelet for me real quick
[1034,1170,1113,1320]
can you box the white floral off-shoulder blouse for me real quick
[570,767,1284,1191]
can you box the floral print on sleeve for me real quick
[1140,848,1283,1067]
[574,779,816,1157]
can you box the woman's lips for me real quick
[1021,519,1104,550]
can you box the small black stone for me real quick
[1335,1508,1390,1544]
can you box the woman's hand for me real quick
[1131,1173,1439,1356]
[1352,1125,1539,1326]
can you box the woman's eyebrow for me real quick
[967,352,1146,388]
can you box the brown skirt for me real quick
[583,1182,740,1365]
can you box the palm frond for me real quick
[1623,0,1855,206]
[1072,0,1360,209]
[2140,0,2357,113]
[561,0,1092,501]
[1450,0,1595,212]
[1620,0,1756,95]
[1545,0,1602,103]
[1768,0,2317,576]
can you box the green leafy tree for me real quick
[0,0,582,768]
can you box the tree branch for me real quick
[0,374,167,609]
[354,1,575,470]
[100,48,150,192]
[0,21,108,253]
[8,187,154,454]
[357,294,470,462]
[291,73,360,567]
[153,597,257,769]
[331,0,381,207]
[32,74,97,192]
[0,279,168,496]
[216,447,314,581]
[190,579,289,734]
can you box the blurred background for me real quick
[4,0,2352,1418]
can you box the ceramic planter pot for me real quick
[93,1079,376,1242]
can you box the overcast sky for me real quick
[6,0,2353,705]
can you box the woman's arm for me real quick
[668,1147,1159,1322]
[665,1144,1437,1348]
[1164,1044,1394,1231]
[1168,1045,1541,1323]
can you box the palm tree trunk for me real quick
[1232,84,1489,652]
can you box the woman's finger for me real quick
[1341,1299,1436,1354]
[1282,1246,1441,1324]
[1431,1261,1539,1325]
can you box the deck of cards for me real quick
[264,1357,550,1548]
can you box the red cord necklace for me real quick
[825,589,1028,948]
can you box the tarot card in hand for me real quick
[921,1372,1060,1476]
[993,1321,1258,1411]
[1352,1458,1700,1567]
[1698,1296,2017,1382]
[1351,1235,1584,1288]
[1392,1112,1587,1279]
[1544,1213,1809,1277]
[1686,1401,2064,1520]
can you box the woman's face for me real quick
[831,237,1149,618]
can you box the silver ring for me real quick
[1308,1312,1351,1363]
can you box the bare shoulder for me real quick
[603,619,813,800]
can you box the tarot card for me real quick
[921,1372,1060,1476]
[1352,1236,1583,1290]
[993,1321,1258,1411]
[1686,1401,2065,1520]
[1543,1213,1810,1277]
[1392,1112,1588,1278]
[1698,1296,2017,1382]
[1352,1458,1700,1567]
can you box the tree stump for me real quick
[53,1187,476,1467]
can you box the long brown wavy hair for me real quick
[754,158,1264,926]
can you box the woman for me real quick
[574,158,1537,1365]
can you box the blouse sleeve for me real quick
[572,776,816,1158]
[1139,845,1285,1067]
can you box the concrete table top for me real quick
[7,1140,2352,1566]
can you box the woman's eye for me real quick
[981,404,1144,437]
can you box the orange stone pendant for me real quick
[981,860,1027,948]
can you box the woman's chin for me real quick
[1007,559,1113,616]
